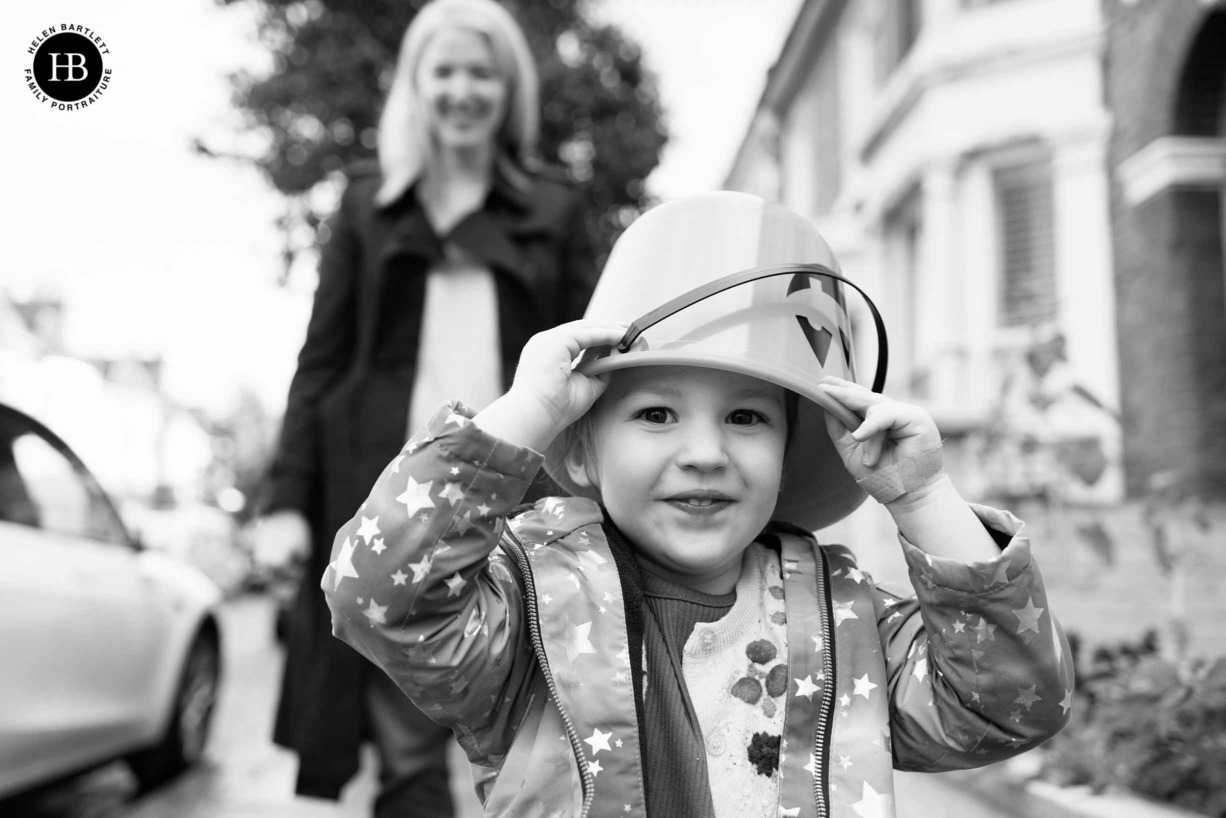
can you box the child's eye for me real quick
[728,409,768,426]
[634,406,674,424]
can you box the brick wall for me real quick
[1103,0,1226,498]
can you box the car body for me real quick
[0,402,223,797]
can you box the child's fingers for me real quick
[552,320,629,358]
[860,431,885,468]
[817,377,886,412]
[812,384,863,430]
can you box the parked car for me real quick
[0,402,223,797]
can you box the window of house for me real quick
[875,0,922,83]
[993,155,1057,327]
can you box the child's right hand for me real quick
[473,320,627,451]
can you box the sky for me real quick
[4,0,802,419]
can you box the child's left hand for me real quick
[816,376,942,480]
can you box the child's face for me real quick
[568,365,788,594]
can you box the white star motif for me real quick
[853,674,878,700]
[953,620,966,633]
[444,572,467,597]
[453,512,475,535]
[794,675,820,699]
[562,617,596,663]
[851,781,892,818]
[812,634,823,652]
[356,515,381,544]
[845,567,866,583]
[390,454,404,473]
[584,728,613,754]
[541,593,553,605]
[391,569,408,586]
[395,478,435,516]
[328,537,360,590]
[803,753,818,774]
[408,555,432,583]
[588,758,603,778]
[362,598,387,625]
[450,466,460,475]
[476,503,491,517]
[838,753,853,770]
[1012,597,1045,634]
[438,482,465,504]
[840,693,851,707]
[1015,684,1042,709]
[974,617,997,643]
[371,538,387,555]
[913,657,929,682]
[833,599,858,626]
[779,808,800,817]
[1060,687,1074,714]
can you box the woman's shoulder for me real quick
[515,161,586,206]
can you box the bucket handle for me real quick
[617,263,889,393]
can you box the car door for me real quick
[0,408,158,786]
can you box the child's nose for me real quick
[675,423,730,471]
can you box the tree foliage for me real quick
[216,0,668,274]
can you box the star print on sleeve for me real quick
[396,477,435,517]
[356,515,381,545]
[444,572,468,597]
[362,598,388,626]
[408,554,433,584]
[328,537,360,590]
[438,481,465,504]
[1011,597,1045,634]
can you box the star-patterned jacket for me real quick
[324,403,1074,818]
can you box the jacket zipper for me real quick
[503,527,596,818]
[812,546,836,818]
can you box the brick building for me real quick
[1107,0,1226,499]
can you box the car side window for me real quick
[0,412,131,545]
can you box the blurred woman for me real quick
[252,1,599,814]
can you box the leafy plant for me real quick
[1039,631,1226,817]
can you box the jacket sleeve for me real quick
[263,179,362,515]
[323,402,544,762]
[874,503,1075,771]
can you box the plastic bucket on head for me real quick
[546,191,888,531]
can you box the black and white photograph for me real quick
[4,1,1225,816]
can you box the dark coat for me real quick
[264,162,600,798]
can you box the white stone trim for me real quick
[1117,136,1226,206]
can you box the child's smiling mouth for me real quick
[663,491,734,515]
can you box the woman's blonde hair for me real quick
[375,0,540,206]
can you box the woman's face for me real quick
[415,27,508,154]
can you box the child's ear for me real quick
[565,448,597,490]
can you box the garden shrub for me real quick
[1038,631,1226,817]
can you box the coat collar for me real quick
[375,166,550,281]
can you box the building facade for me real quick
[725,0,1226,656]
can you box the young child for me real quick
[323,192,1074,818]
